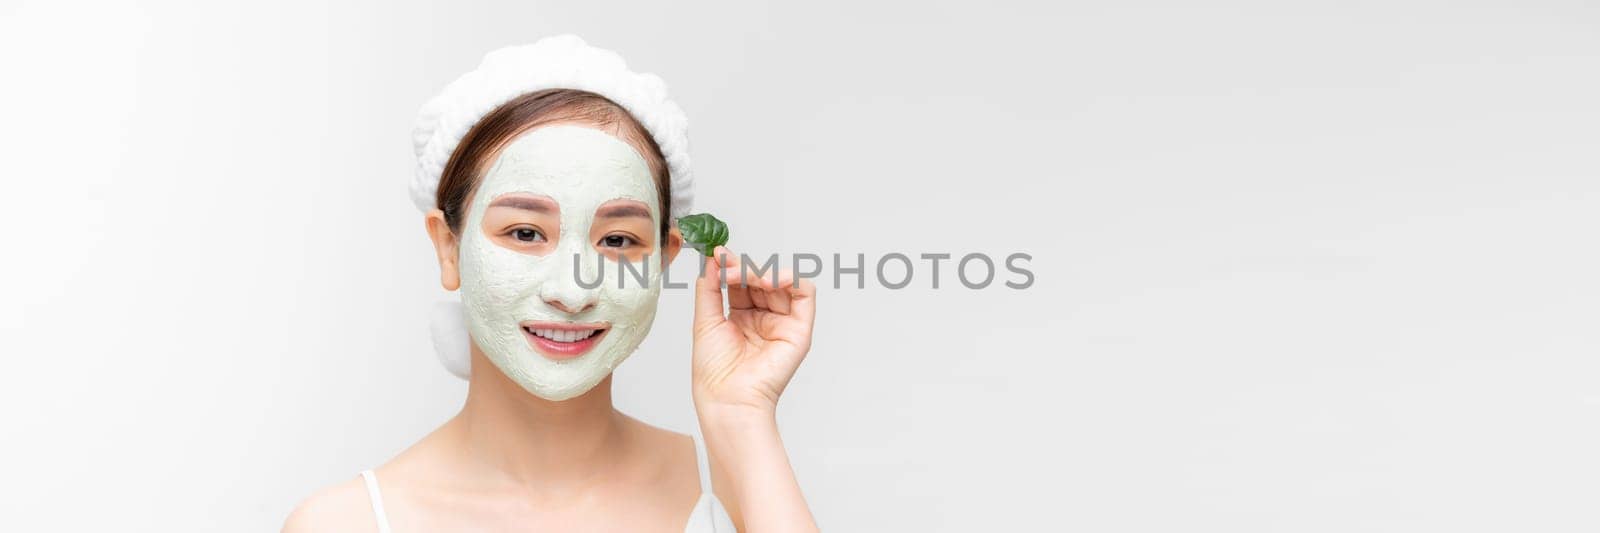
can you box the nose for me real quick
[539,247,602,315]
[543,294,596,314]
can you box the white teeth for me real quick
[527,327,600,342]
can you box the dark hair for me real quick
[435,89,672,236]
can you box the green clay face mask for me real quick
[457,125,663,401]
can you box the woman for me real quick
[285,36,819,532]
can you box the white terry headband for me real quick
[411,34,694,219]
[411,35,695,378]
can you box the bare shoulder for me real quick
[281,476,378,533]
[624,415,696,458]
[619,415,700,488]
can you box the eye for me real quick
[510,228,545,242]
[599,234,637,248]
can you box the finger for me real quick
[728,283,755,310]
[749,286,772,312]
[720,262,800,291]
[788,278,817,329]
[717,265,797,292]
[766,285,792,315]
[693,251,726,325]
[723,257,794,316]
[713,247,755,310]
[717,265,799,315]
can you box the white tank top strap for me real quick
[688,436,736,532]
[359,469,394,533]
[692,435,713,490]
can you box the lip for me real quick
[519,321,609,360]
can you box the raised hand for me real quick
[690,246,817,414]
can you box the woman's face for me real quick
[455,124,673,401]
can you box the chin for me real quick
[491,351,619,402]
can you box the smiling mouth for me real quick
[520,322,609,360]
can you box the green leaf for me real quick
[676,212,729,256]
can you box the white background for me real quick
[2,1,1597,531]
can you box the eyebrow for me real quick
[596,203,652,220]
[488,196,556,213]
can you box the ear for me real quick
[660,225,683,269]
[425,209,461,291]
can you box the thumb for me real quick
[693,247,731,327]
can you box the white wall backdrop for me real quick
[2,0,1597,531]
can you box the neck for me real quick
[444,347,627,488]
